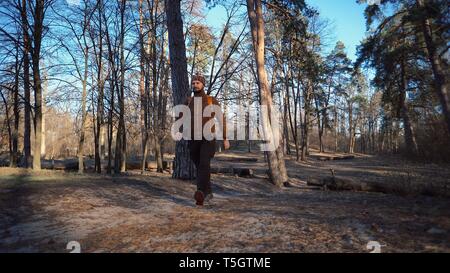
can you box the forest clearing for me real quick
[0,0,449,255]
[1,150,449,253]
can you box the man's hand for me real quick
[223,140,230,150]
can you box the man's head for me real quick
[192,74,206,93]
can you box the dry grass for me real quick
[0,153,449,253]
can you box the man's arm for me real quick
[184,96,192,106]
[212,97,227,141]
[211,98,230,150]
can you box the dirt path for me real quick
[0,154,449,253]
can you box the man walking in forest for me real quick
[185,74,230,206]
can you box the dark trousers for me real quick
[189,139,216,194]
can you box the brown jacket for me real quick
[184,92,227,140]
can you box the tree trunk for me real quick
[416,0,450,134]
[283,90,290,155]
[0,90,13,166]
[139,0,149,174]
[165,0,195,180]
[41,64,47,158]
[314,94,324,153]
[334,105,338,152]
[104,9,115,174]
[400,60,419,155]
[301,86,310,161]
[115,0,127,174]
[12,47,20,167]
[348,101,354,154]
[107,92,114,175]
[301,120,308,161]
[246,0,288,187]
[155,139,164,173]
[95,73,104,174]
[287,65,299,160]
[95,0,104,174]
[78,46,88,174]
[31,0,45,171]
[247,82,252,153]
[107,67,115,174]
[20,0,31,168]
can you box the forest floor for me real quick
[0,151,449,253]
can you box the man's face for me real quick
[192,80,204,92]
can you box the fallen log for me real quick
[215,157,258,163]
[41,159,174,172]
[315,155,355,161]
[41,159,83,171]
[125,161,141,170]
[0,159,9,167]
[127,160,173,171]
[38,159,76,171]
[306,175,449,197]
[307,176,373,192]
[211,167,254,178]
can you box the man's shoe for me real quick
[194,190,205,206]
[204,193,214,203]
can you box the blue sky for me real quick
[205,0,368,61]
[310,0,367,61]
